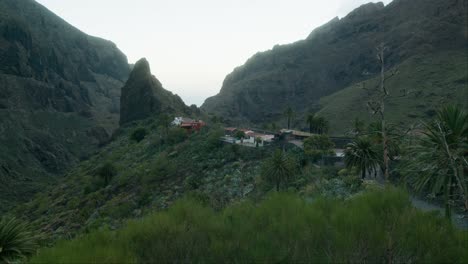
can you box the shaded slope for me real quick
[0,0,129,211]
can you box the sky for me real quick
[36,0,392,106]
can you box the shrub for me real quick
[143,153,177,183]
[96,162,117,186]
[304,135,335,162]
[32,188,467,263]
[167,127,187,145]
[130,127,148,142]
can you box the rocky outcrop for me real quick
[202,0,467,125]
[120,58,189,125]
[0,0,130,212]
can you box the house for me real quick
[173,117,206,133]
[172,117,194,126]
[245,131,275,146]
[221,127,275,147]
[224,127,238,136]
[280,129,315,140]
[180,120,206,133]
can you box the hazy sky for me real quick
[36,0,392,106]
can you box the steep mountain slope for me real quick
[202,0,467,127]
[14,121,269,241]
[120,58,189,125]
[0,0,129,212]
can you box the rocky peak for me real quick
[344,2,385,20]
[120,58,189,125]
[128,58,151,80]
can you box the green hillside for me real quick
[13,119,271,241]
[318,50,468,135]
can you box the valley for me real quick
[0,0,467,263]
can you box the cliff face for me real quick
[0,0,130,211]
[120,58,189,125]
[202,0,467,124]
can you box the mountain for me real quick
[120,58,189,125]
[318,50,468,135]
[0,0,130,212]
[201,0,467,130]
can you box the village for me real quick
[171,116,349,165]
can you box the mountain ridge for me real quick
[201,0,467,128]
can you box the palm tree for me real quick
[403,105,468,219]
[315,116,329,134]
[306,113,316,133]
[0,217,39,263]
[284,107,295,129]
[344,137,380,179]
[261,150,297,191]
[306,114,329,134]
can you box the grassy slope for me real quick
[318,50,468,136]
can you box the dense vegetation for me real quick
[31,189,467,263]
[0,1,466,263]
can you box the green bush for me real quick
[96,162,117,186]
[31,188,467,263]
[130,127,148,142]
[167,127,187,145]
[142,153,177,183]
[304,134,335,162]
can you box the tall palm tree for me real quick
[315,116,329,134]
[0,217,39,263]
[306,113,316,133]
[284,107,295,129]
[403,105,468,219]
[261,150,297,191]
[306,114,329,134]
[344,137,380,179]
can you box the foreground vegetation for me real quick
[31,188,467,263]
[6,104,466,263]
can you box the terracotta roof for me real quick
[225,127,237,131]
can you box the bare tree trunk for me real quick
[445,176,452,220]
[378,44,390,183]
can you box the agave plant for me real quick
[0,217,38,263]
